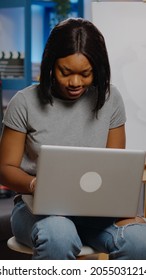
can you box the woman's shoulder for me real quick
[7,84,38,107]
[15,84,38,99]
[109,84,125,105]
[110,84,122,98]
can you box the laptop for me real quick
[22,145,146,217]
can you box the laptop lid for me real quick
[23,145,146,217]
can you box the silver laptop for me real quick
[22,145,146,217]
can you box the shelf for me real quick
[0,0,83,91]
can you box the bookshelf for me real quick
[0,0,83,91]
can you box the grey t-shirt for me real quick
[3,84,126,176]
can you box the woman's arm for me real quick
[0,126,35,194]
[106,124,126,149]
[106,124,143,223]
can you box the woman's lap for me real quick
[11,201,146,259]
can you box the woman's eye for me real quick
[60,70,92,78]
[61,71,70,77]
[82,73,91,78]
[82,74,89,77]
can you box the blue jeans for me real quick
[11,200,146,260]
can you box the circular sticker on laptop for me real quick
[80,171,102,192]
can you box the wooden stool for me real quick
[7,236,108,260]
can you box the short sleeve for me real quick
[109,86,126,129]
[3,91,28,133]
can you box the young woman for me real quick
[0,18,146,260]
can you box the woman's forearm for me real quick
[0,165,35,194]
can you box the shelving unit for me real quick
[0,0,32,91]
[0,77,3,133]
[0,0,83,91]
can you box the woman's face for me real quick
[54,53,93,100]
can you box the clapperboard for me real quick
[0,51,24,78]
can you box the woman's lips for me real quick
[67,88,84,97]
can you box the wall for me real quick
[83,0,92,20]
[92,2,146,150]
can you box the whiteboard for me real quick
[92,2,146,150]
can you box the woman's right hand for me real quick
[29,177,36,194]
